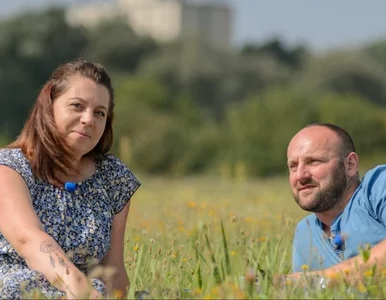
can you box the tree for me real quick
[295,51,386,106]
[82,19,158,73]
[241,38,309,70]
[0,8,88,136]
[224,87,318,176]
[364,39,386,70]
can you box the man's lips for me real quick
[298,185,316,192]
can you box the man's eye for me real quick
[289,165,297,171]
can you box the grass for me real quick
[123,174,386,299]
[22,173,386,298]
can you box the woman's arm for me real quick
[0,166,96,298]
[100,201,131,298]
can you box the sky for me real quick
[0,0,385,51]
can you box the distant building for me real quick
[66,0,233,49]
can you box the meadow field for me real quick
[121,174,386,299]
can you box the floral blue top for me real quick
[0,148,140,299]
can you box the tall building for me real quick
[66,0,233,49]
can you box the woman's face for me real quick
[53,75,110,158]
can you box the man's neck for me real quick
[315,181,359,235]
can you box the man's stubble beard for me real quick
[294,160,347,213]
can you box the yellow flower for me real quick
[364,269,373,278]
[301,264,309,271]
[357,282,367,294]
[186,201,197,208]
[113,290,123,298]
[231,250,236,256]
[133,243,139,252]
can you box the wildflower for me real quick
[113,290,123,299]
[133,243,139,252]
[364,269,373,278]
[193,288,202,296]
[186,201,197,208]
[301,264,309,271]
[357,282,367,294]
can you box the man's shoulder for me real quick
[360,164,386,193]
[362,165,386,182]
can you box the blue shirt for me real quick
[292,165,386,272]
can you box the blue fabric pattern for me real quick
[0,148,140,299]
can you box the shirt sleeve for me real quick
[0,148,36,191]
[102,156,141,215]
[362,165,386,226]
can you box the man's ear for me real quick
[345,152,359,176]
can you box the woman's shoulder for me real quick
[98,154,141,214]
[0,148,30,169]
[98,154,139,180]
[0,148,36,188]
[100,154,127,168]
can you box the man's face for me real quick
[287,127,348,213]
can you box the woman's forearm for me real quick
[19,230,92,297]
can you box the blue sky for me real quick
[1,0,385,51]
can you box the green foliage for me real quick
[364,39,386,69]
[83,19,158,73]
[315,93,386,156]
[1,8,386,177]
[0,133,11,148]
[0,8,88,136]
[295,51,386,106]
[241,38,309,70]
[223,87,318,176]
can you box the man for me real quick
[286,123,386,281]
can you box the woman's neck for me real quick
[56,156,95,184]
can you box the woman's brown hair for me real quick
[8,59,115,186]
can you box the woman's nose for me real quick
[80,111,94,125]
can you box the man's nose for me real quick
[296,164,311,181]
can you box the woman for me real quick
[0,59,140,298]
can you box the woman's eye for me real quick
[71,103,82,109]
[96,111,106,117]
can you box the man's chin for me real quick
[296,197,319,212]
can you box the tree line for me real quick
[1,8,386,177]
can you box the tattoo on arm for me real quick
[50,255,56,268]
[56,253,70,275]
[40,240,59,253]
[40,240,70,275]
